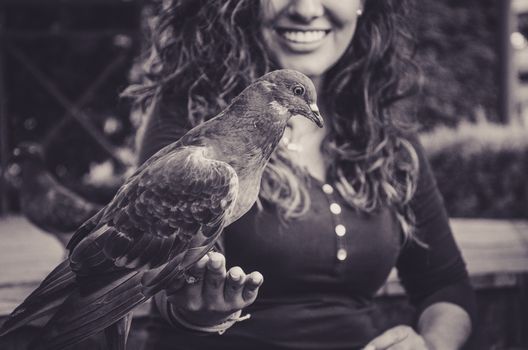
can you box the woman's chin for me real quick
[276,58,327,80]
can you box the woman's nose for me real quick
[287,0,324,23]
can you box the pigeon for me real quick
[6,142,103,246]
[0,69,323,350]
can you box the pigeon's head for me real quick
[257,69,324,128]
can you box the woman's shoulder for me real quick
[136,98,192,165]
[396,130,431,175]
[398,130,426,158]
[395,131,438,204]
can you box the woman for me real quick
[126,1,476,349]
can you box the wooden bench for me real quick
[378,218,528,295]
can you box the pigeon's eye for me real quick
[293,85,305,96]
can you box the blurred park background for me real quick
[0,0,527,349]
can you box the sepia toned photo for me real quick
[0,1,527,349]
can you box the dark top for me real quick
[140,103,476,350]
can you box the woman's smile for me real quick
[274,27,331,51]
[261,0,362,79]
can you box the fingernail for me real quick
[210,257,222,269]
[196,257,208,268]
[250,275,263,287]
[229,270,241,281]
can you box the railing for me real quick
[0,0,142,214]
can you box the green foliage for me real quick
[421,122,528,218]
[413,0,500,129]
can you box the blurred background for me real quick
[0,0,527,349]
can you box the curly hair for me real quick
[125,0,421,243]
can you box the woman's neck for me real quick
[309,74,329,118]
[309,75,324,98]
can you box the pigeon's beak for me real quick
[309,104,324,128]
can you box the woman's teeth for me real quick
[280,30,327,43]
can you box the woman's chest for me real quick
[224,182,402,298]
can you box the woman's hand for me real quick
[166,252,263,327]
[364,325,430,350]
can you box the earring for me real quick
[357,8,363,16]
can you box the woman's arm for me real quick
[418,302,471,349]
[364,301,471,350]
[366,136,476,349]
[136,98,192,165]
[397,137,477,325]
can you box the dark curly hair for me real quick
[125,0,421,242]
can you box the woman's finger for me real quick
[166,254,209,307]
[364,325,412,350]
[182,254,209,292]
[185,254,210,283]
[242,271,263,303]
[224,266,246,304]
[202,252,227,304]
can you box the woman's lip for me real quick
[274,26,332,32]
[273,27,331,34]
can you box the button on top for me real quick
[329,203,342,215]
[322,184,334,194]
[335,224,346,237]
[337,248,347,261]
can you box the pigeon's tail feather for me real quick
[104,313,133,350]
[0,259,76,336]
[29,270,149,350]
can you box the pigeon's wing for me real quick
[11,146,238,350]
[69,144,238,279]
